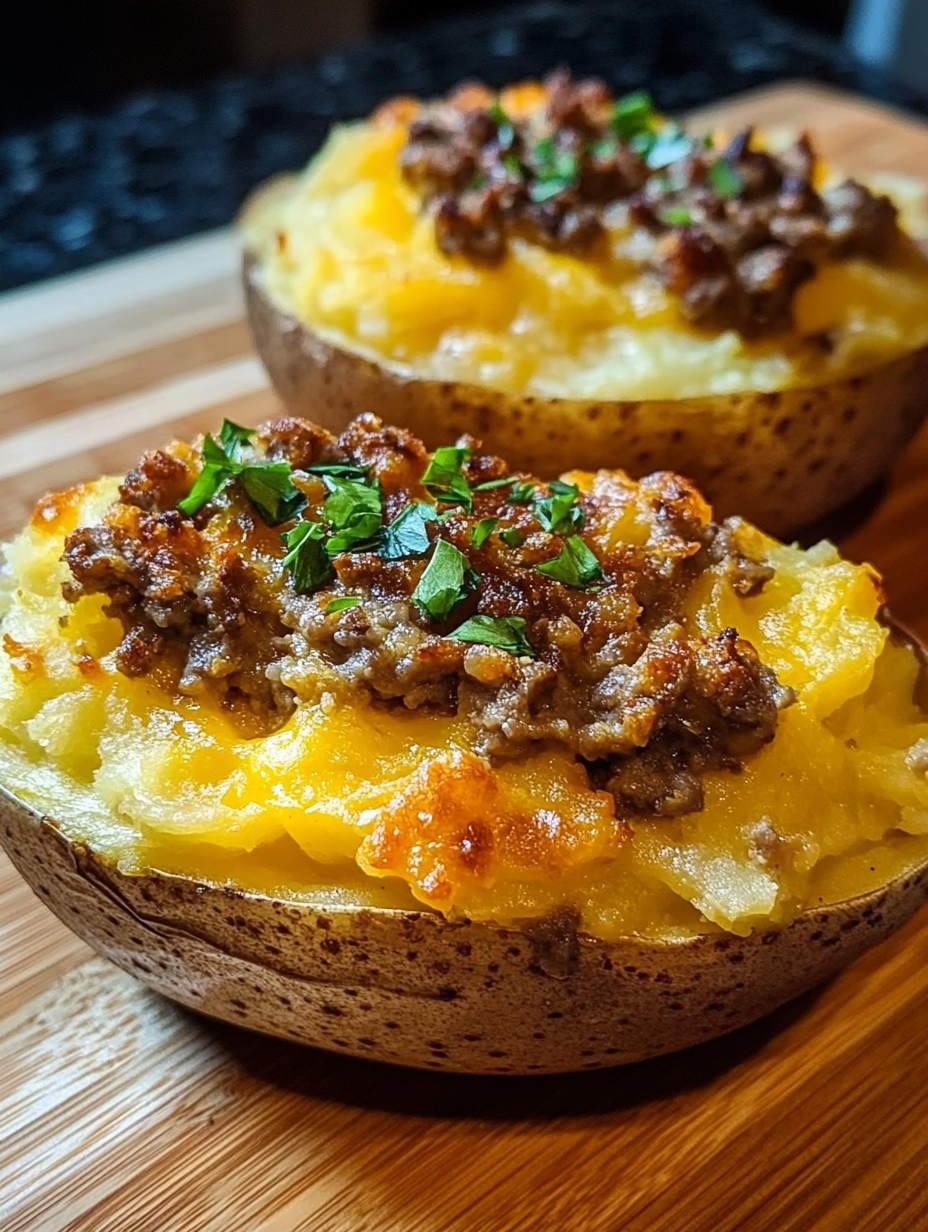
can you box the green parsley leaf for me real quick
[474,475,517,492]
[470,517,499,549]
[534,135,554,163]
[551,148,577,179]
[659,205,695,227]
[645,126,693,170]
[218,419,255,461]
[489,100,515,151]
[508,481,536,505]
[326,595,361,614]
[323,477,382,529]
[534,481,584,534]
[499,527,525,548]
[238,463,305,525]
[412,538,473,622]
[177,460,227,517]
[326,514,383,556]
[178,430,303,523]
[468,173,489,192]
[536,535,604,588]
[707,158,743,198]
[322,477,383,554]
[501,152,524,178]
[381,501,437,559]
[305,461,370,483]
[588,136,619,160]
[611,90,655,141]
[422,446,473,510]
[446,614,533,656]
[529,179,569,203]
[282,521,331,594]
[529,142,578,201]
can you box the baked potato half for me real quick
[1,415,927,1073]
[240,76,928,537]
[243,239,928,538]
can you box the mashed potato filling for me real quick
[244,114,928,401]
[1,478,926,941]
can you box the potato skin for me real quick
[243,247,928,539]
[3,784,926,1074]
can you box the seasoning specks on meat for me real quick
[398,73,901,335]
[62,414,794,816]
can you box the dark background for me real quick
[2,0,852,134]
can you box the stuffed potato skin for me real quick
[243,243,928,539]
[3,399,927,1071]
[2,772,926,1074]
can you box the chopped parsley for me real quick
[412,538,473,622]
[470,517,499,549]
[707,158,743,199]
[489,100,515,151]
[218,418,255,460]
[326,595,361,614]
[323,476,384,555]
[660,205,695,227]
[236,465,304,525]
[281,521,330,593]
[611,90,655,141]
[529,138,579,202]
[422,445,473,511]
[305,461,369,483]
[499,527,525,548]
[588,136,619,160]
[177,419,304,524]
[446,614,533,656]
[474,475,517,492]
[381,501,437,559]
[508,481,536,505]
[277,460,386,585]
[501,152,524,179]
[533,480,584,534]
[644,125,693,170]
[536,535,604,588]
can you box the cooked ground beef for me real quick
[62,414,793,816]
[398,72,901,335]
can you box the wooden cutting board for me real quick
[1,82,927,1232]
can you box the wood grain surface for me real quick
[1,83,927,1232]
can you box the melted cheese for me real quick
[1,480,927,940]
[243,112,928,401]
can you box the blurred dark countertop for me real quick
[2,0,927,294]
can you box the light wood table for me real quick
[1,82,926,1232]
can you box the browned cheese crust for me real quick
[61,414,793,818]
[399,71,900,334]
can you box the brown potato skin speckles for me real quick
[241,181,928,538]
[2,783,926,1074]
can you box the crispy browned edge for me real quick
[2,609,926,1074]
[240,175,928,539]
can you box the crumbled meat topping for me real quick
[62,414,794,816]
[398,71,901,335]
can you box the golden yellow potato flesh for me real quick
[1,440,927,1072]
[244,247,928,537]
[238,112,928,538]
